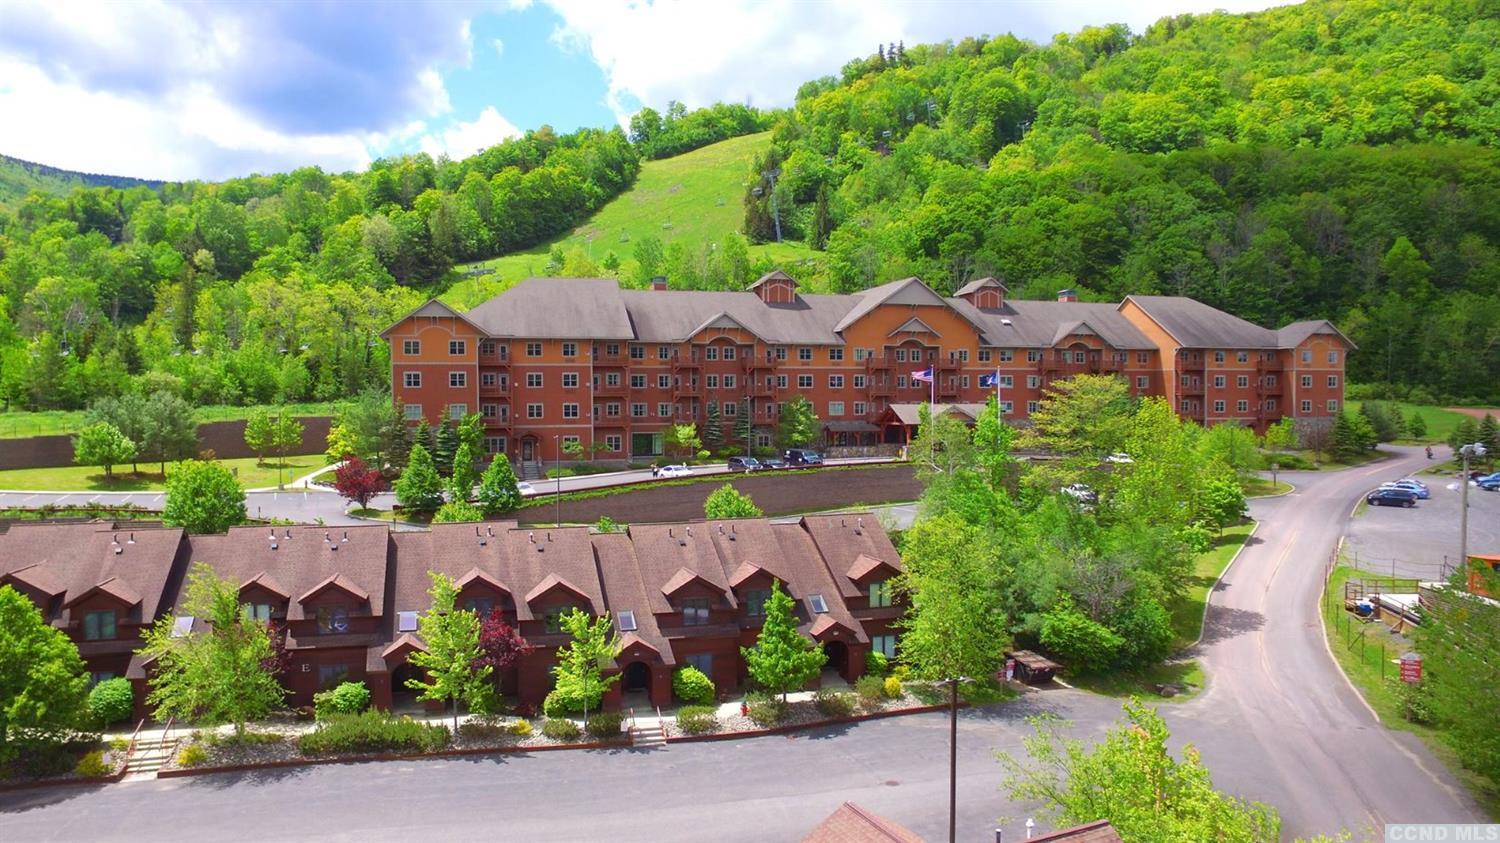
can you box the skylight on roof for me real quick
[617,610,637,632]
[171,616,194,638]
[809,594,828,614]
[397,611,419,633]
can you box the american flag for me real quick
[911,368,933,382]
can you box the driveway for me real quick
[0,446,1484,840]
[1343,467,1500,580]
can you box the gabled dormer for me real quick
[727,561,783,620]
[846,554,903,610]
[65,577,144,641]
[239,571,291,623]
[954,277,1007,311]
[524,573,594,633]
[749,269,798,305]
[661,566,732,627]
[298,573,370,634]
[455,567,511,616]
[1,564,66,617]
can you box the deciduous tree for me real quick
[333,455,382,509]
[1416,568,1500,782]
[162,460,245,534]
[73,421,135,479]
[703,483,763,519]
[244,408,273,464]
[552,608,621,722]
[741,581,825,702]
[0,585,91,762]
[405,572,490,730]
[776,395,819,449]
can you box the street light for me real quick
[946,675,970,843]
[744,394,753,465]
[553,434,562,528]
[1459,442,1487,571]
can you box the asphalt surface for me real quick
[0,446,1486,841]
[1343,464,1500,580]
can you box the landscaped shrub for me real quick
[1397,680,1433,725]
[584,712,624,739]
[201,730,282,747]
[542,684,600,717]
[855,675,886,709]
[313,681,371,721]
[73,749,110,777]
[541,718,581,741]
[176,744,208,768]
[672,666,716,705]
[882,676,902,699]
[864,651,889,677]
[813,690,856,718]
[745,693,786,727]
[87,678,134,726]
[296,711,449,756]
[675,705,718,735]
[457,716,507,742]
[507,718,533,737]
[1266,452,1313,471]
[1174,522,1215,554]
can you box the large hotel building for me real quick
[383,272,1352,464]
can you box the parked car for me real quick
[759,456,787,470]
[1366,487,1418,508]
[1478,473,1500,491]
[783,449,824,467]
[1380,480,1430,499]
[516,481,536,496]
[656,464,693,478]
[1104,452,1134,464]
[1061,484,1097,504]
[727,456,762,472]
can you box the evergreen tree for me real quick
[1359,401,1400,442]
[449,441,479,501]
[389,417,414,474]
[703,402,724,451]
[476,454,522,515]
[433,420,459,476]
[395,444,444,513]
[1448,417,1479,455]
[1477,413,1499,463]
[734,398,754,453]
[741,581,825,702]
[1407,411,1428,440]
[405,572,490,730]
[0,585,91,763]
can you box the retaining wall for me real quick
[0,417,333,470]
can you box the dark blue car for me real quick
[1366,487,1418,508]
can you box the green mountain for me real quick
[0,153,160,208]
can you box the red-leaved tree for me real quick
[261,620,291,677]
[475,608,533,676]
[333,455,383,509]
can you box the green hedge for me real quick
[296,711,449,756]
[672,666,716,705]
[675,705,718,735]
[313,681,371,721]
[541,718,581,741]
[87,678,133,726]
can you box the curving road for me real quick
[0,446,1485,840]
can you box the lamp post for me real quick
[1459,442,1487,571]
[744,394,752,465]
[947,675,969,843]
[553,434,562,528]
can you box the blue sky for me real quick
[0,0,1288,181]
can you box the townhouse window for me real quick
[798,375,813,389]
[1301,400,1312,413]
[978,349,992,363]
[828,348,843,362]
[799,347,813,361]
[869,580,893,608]
[706,375,720,389]
[605,435,622,451]
[316,606,350,634]
[1213,375,1225,388]
[1136,376,1148,389]
[723,402,737,416]
[629,344,645,360]
[656,374,670,389]
[658,346,671,360]
[1000,350,1015,363]
[894,349,907,362]
[561,342,577,357]
[658,403,672,417]
[1213,400,1226,413]
[1327,399,1339,412]
[1301,375,1313,388]
[83,610,116,640]
[526,342,543,357]
[1237,375,1249,388]
[90,671,116,686]
[1137,352,1149,363]
[481,403,497,418]
[681,597,711,626]
[1026,401,1039,414]
[1214,351,1226,363]
[829,375,844,389]
[402,339,420,355]
[403,371,421,388]
[1328,350,1339,364]
[686,653,712,675]
[1237,352,1249,363]
[450,340,466,356]
[485,436,505,453]
[1000,375,1014,388]
[853,375,866,389]
[1027,375,1040,388]
[448,404,466,420]
[745,588,771,617]
[480,340,496,356]
[871,635,897,658]
[776,375,788,389]
[829,401,845,417]
[463,596,495,615]
[527,403,543,419]
[774,347,788,360]
[563,403,580,419]
[449,372,467,388]
[723,375,736,389]
[606,402,621,417]
[854,402,867,416]
[318,665,350,690]
[1302,350,1312,363]
[631,403,647,417]
[705,346,719,361]
[1237,400,1249,412]
[1327,375,1339,388]
[631,374,646,389]
[1000,400,1014,414]
[403,404,423,421]
[543,607,572,634]
[723,346,737,361]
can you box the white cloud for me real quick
[543,0,1290,124]
[419,106,523,161]
[492,37,506,57]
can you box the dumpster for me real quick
[1004,650,1063,685]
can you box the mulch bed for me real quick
[662,689,946,740]
[0,745,128,791]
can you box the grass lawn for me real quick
[1069,661,1205,701]
[442,132,822,308]
[1344,400,1472,444]
[1242,477,1292,497]
[0,455,324,492]
[350,507,432,525]
[0,401,340,439]
[1321,565,1500,818]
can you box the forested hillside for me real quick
[744,0,1500,401]
[0,154,161,209]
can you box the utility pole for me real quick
[554,434,562,528]
[762,168,782,243]
[1460,442,1486,573]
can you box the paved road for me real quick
[0,446,1485,840]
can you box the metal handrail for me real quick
[160,715,176,755]
[122,717,146,773]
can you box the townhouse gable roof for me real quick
[803,801,923,843]
[1122,295,1278,349]
[770,521,868,644]
[628,523,737,614]
[1,563,66,599]
[502,527,605,619]
[183,525,391,622]
[387,524,515,630]
[797,514,904,601]
[590,531,672,665]
[0,524,187,625]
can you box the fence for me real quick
[1321,543,1423,685]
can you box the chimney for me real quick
[650,275,668,291]
[1056,288,1078,303]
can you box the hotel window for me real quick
[682,597,711,626]
[722,346,738,361]
[705,346,719,361]
[316,606,350,634]
[1302,350,1312,363]
[723,375,736,389]
[1327,399,1339,412]
[956,349,969,362]
[853,375,866,389]
[798,375,813,389]
[723,402,737,416]
[481,372,497,386]
[745,588,771,617]
[561,342,577,357]
[449,340,466,355]
[1301,400,1312,413]
[1327,375,1338,388]
[527,373,543,388]
[1237,375,1249,388]
[83,610,116,641]
[1027,350,1041,362]
[799,347,812,361]
[527,403,543,419]
[656,374,670,389]
[1328,350,1339,364]
[962,376,970,388]
[526,342,542,357]
[563,403,579,419]
[402,339,420,355]
[1265,399,1277,412]
[629,344,645,360]
[829,402,844,417]
[1214,351,1225,363]
[1000,401,1014,414]
[1181,400,1192,413]
[658,346,672,360]
[1237,400,1249,412]
[1136,376,1148,389]
[562,373,579,388]
[1000,350,1015,362]
[1000,375,1013,388]
[777,375,788,389]
[977,349,991,363]
[485,436,505,453]
[1137,352,1149,363]
[1213,375,1225,388]
[706,375,720,389]
[606,402,620,417]
[1213,400,1226,413]
[631,374,646,388]
[658,403,672,417]
[829,375,844,389]
[480,340,496,356]
[448,404,466,420]
[854,402,867,416]
[403,371,421,388]
[481,403,497,418]
[828,348,843,361]
[631,403,647,417]
[403,404,423,421]
[869,580,893,608]
[774,346,788,360]
[1237,352,1249,363]
[605,435,622,451]
[1026,401,1039,414]
[1027,376,1040,388]
[871,635,896,658]
[604,372,620,386]
[897,376,908,389]
[605,343,619,356]
[894,349,907,362]
[1301,375,1312,388]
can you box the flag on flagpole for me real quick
[978,373,998,388]
[911,368,933,382]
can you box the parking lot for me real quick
[1343,466,1500,580]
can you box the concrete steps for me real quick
[631,723,667,748]
[123,737,178,780]
[520,461,545,482]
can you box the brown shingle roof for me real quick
[803,802,923,843]
[1031,820,1122,842]
[590,531,673,665]
[0,523,187,625]
[628,523,738,614]
[65,576,143,609]
[240,571,291,600]
[182,525,391,622]
[798,515,903,600]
